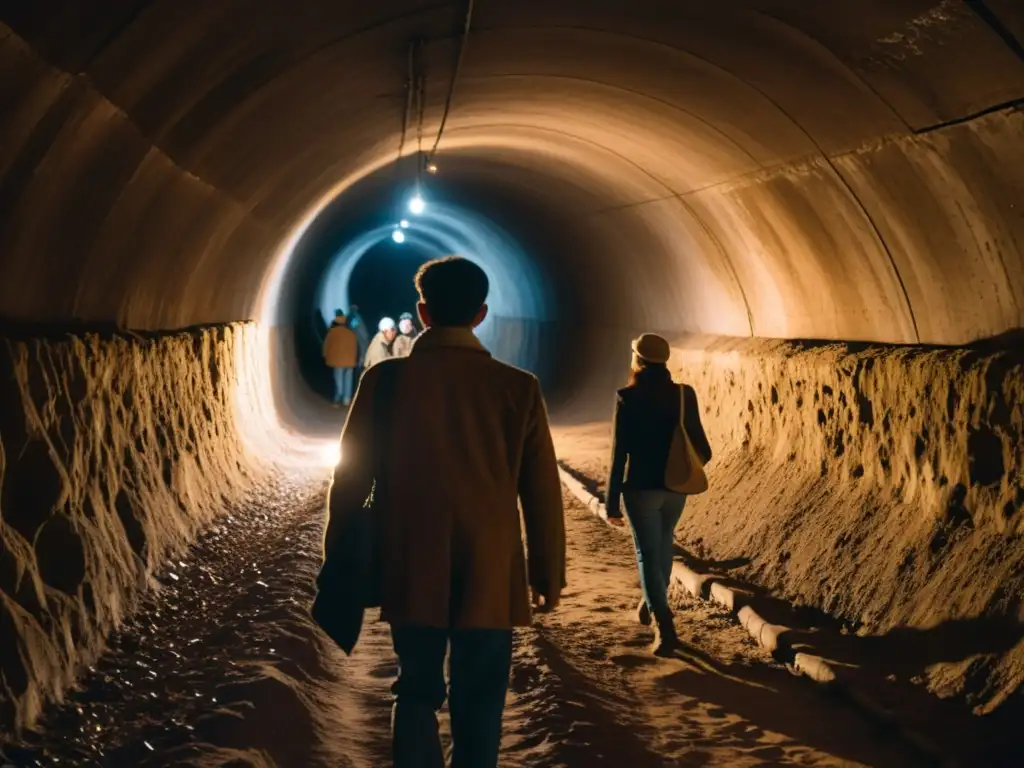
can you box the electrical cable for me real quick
[415,40,426,183]
[397,41,415,164]
[427,0,475,161]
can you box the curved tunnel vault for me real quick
[2,0,1024,737]
[4,1,1023,353]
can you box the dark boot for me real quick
[652,610,680,657]
[636,598,651,626]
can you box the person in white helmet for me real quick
[363,316,398,369]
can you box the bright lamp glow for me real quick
[399,219,409,228]
[392,229,406,243]
[408,194,426,215]
[319,442,342,467]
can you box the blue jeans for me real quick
[332,366,354,404]
[390,625,513,768]
[623,490,687,615]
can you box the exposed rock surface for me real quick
[0,324,273,736]
[552,334,1024,713]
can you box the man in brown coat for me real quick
[326,257,565,768]
[321,310,358,406]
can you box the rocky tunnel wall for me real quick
[0,325,273,735]
[675,337,1024,710]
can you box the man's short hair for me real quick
[415,256,489,327]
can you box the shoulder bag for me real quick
[664,383,709,495]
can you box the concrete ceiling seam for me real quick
[652,28,924,344]
[914,97,1024,135]
[820,153,922,345]
[746,9,913,134]
[74,0,158,72]
[107,4,453,140]
[64,16,900,189]
[966,0,1024,63]
[2,31,272,230]
[457,74,764,167]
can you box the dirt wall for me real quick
[0,324,270,735]
[553,334,1024,712]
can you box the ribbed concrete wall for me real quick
[1,4,1022,341]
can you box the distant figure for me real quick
[364,317,397,369]
[311,307,330,346]
[391,312,418,358]
[322,310,358,406]
[326,257,565,767]
[605,333,712,656]
[347,304,371,370]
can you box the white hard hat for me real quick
[378,317,396,332]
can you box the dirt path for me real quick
[4,486,926,767]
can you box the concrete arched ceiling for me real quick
[2,0,1023,344]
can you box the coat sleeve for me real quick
[323,366,378,556]
[605,393,627,519]
[683,385,712,465]
[518,377,567,596]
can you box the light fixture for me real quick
[426,162,438,174]
[399,219,409,229]
[392,228,406,243]
[408,194,426,215]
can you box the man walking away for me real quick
[392,311,418,358]
[364,316,398,369]
[322,310,358,406]
[326,256,566,768]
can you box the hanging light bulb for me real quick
[426,162,438,174]
[408,194,426,215]
[399,219,410,229]
[392,228,406,244]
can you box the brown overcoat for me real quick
[326,327,565,629]
[322,323,358,368]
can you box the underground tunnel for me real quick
[1,0,1023,764]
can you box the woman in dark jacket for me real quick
[605,333,712,656]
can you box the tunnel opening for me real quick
[275,156,597,430]
[299,235,432,403]
[345,241,428,337]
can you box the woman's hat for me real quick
[631,333,671,364]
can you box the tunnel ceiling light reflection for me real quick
[392,229,406,243]
[408,194,426,215]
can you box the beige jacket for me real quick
[327,327,566,629]
[392,332,415,358]
[363,331,393,368]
